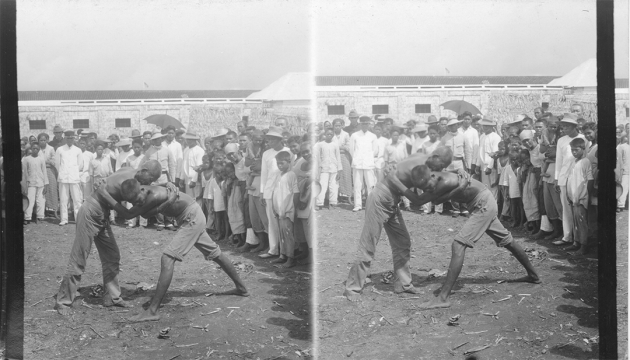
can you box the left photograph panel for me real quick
[10,0,313,358]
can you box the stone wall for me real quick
[316,88,630,126]
[17,102,312,139]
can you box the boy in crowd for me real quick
[565,138,593,253]
[270,151,300,268]
[315,128,342,210]
[22,143,48,224]
[96,179,249,322]
[125,139,146,228]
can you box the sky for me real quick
[314,0,628,78]
[17,0,628,91]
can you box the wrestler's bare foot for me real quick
[417,297,451,310]
[214,288,250,297]
[506,275,541,284]
[55,304,72,316]
[395,287,421,295]
[281,258,296,268]
[129,310,160,322]
[343,289,361,302]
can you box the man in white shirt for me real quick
[476,118,502,199]
[458,111,479,175]
[181,133,205,206]
[77,136,94,201]
[349,116,378,212]
[161,126,184,188]
[55,130,84,225]
[259,127,289,259]
[372,124,389,182]
[552,113,585,246]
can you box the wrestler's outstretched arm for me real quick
[96,185,176,219]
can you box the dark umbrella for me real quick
[143,114,185,129]
[440,100,482,115]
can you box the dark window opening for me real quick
[73,119,89,129]
[327,105,345,115]
[415,104,431,113]
[115,118,131,128]
[28,120,47,130]
[372,105,389,115]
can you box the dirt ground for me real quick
[317,202,627,360]
[22,218,312,360]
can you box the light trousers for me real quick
[59,182,83,223]
[265,201,280,255]
[618,174,629,208]
[559,186,573,242]
[317,172,339,206]
[352,168,376,209]
[25,186,45,220]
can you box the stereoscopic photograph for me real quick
[0,0,628,359]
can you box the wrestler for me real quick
[96,179,249,322]
[54,160,166,315]
[386,164,540,310]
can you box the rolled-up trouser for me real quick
[345,183,414,294]
[249,195,268,233]
[56,197,123,308]
[454,189,513,248]
[59,182,83,223]
[499,185,511,218]
[316,172,339,207]
[587,205,597,239]
[481,169,498,200]
[265,201,280,255]
[543,182,563,221]
[571,203,588,245]
[25,186,45,220]
[559,186,573,242]
[352,168,376,209]
[618,174,629,208]
[278,217,295,257]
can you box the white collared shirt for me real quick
[55,144,84,183]
[459,126,479,169]
[349,130,378,169]
[476,131,501,171]
[182,145,205,184]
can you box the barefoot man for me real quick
[343,148,457,301]
[54,160,164,315]
[96,178,249,322]
[386,161,541,310]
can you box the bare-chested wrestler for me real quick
[386,163,540,310]
[54,160,166,315]
[343,148,461,301]
[96,179,249,322]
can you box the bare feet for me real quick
[395,286,421,295]
[236,244,253,253]
[343,289,361,302]
[506,275,541,284]
[55,304,72,316]
[281,258,296,268]
[103,298,132,308]
[251,244,268,253]
[129,310,160,322]
[214,288,250,297]
[270,256,287,264]
[417,297,451,310]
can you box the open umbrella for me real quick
[143,114,185,129]
[440,100,481,115]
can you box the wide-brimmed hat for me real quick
[64,130,76,137]
[508,114,527,125]
[519,130,535,140]
[211,128,230,138]
[359,116,372,124]
[183,133,200,140]
[53,125,64,133]
[150,133,165,141]
[130,129,142,138]
[265,126,284,138]
[446,118,461,127]
[348,109,359,118]
[117,138,132,147]
[560,113,579,125]
[479,117,497,126]
[412,123,428,133]
[426,116,438,124]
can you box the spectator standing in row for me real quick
[55,130,84,226]
[349,116,378,212]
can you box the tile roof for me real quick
[315,76,561,86]
[18,90,258,101]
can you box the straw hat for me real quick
[150,133,165,141]
[446,118,461,127]
[117,138,132,147]
[265,126,284,138]
[560,113,579,125]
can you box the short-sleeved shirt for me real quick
[272,171,299,219]
[207,177,226,211]
[90,156,114,178]
[22,155,48,187]
[567,157,593,208]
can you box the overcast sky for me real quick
[314,0,628,78]
[17,0,628,91]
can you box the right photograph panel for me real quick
[313,0,628,358]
